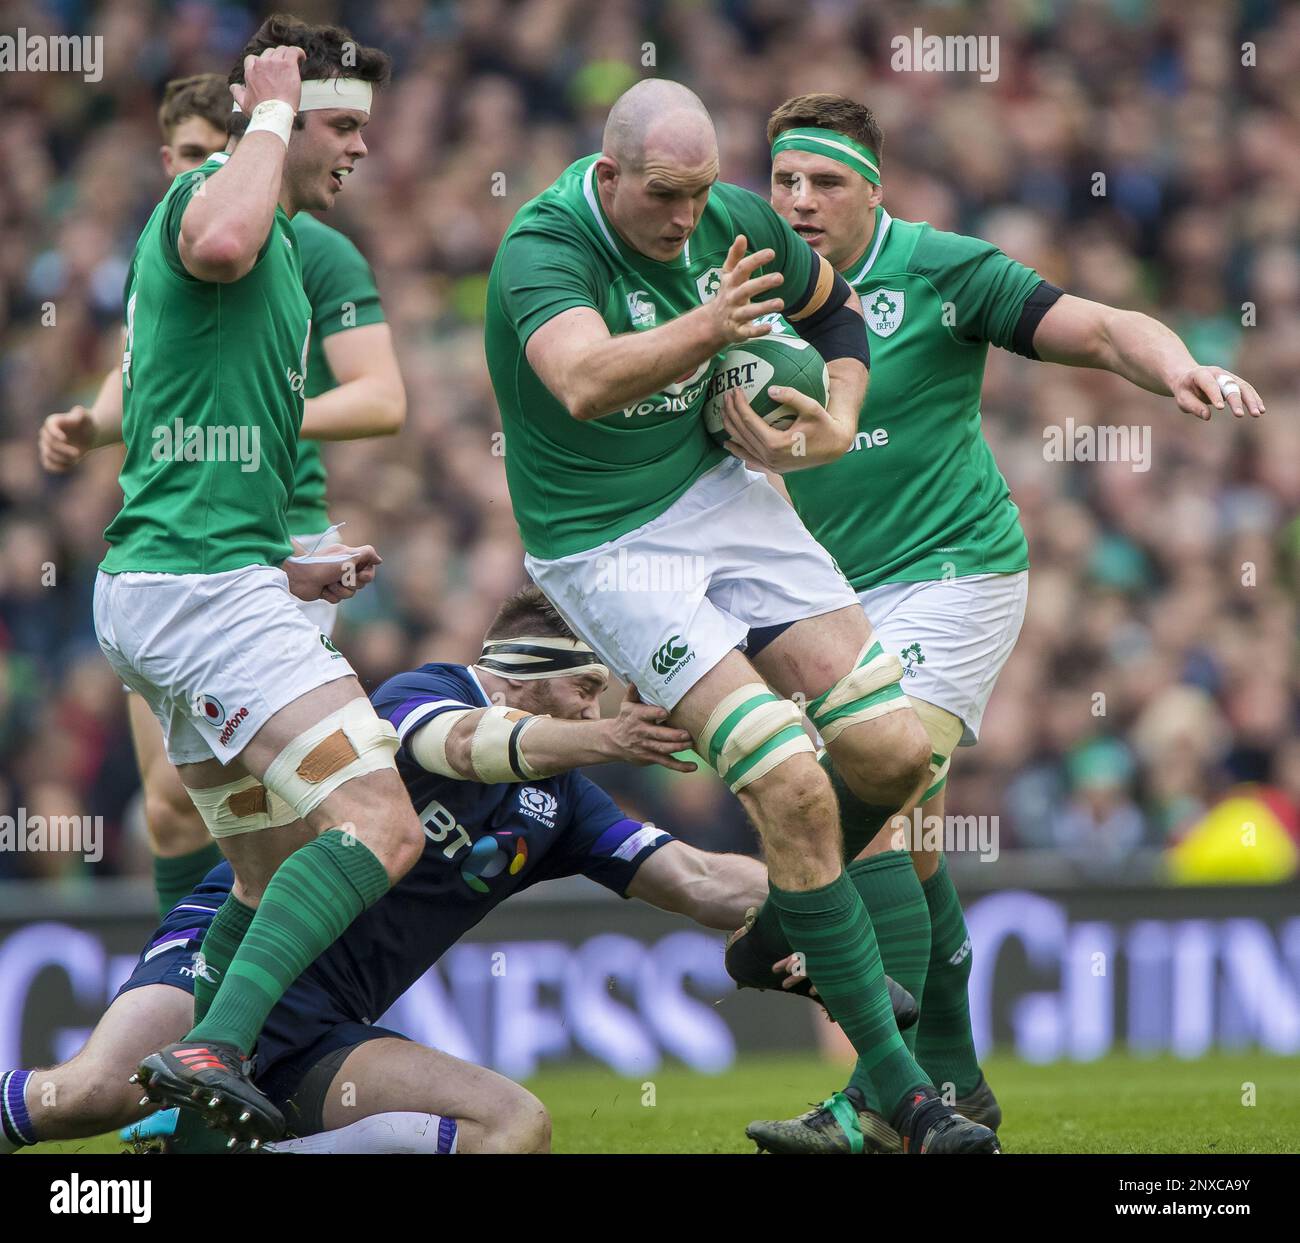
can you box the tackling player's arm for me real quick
[523,234,785,421]
[408,683,697,782]
[178,47,304,283]
[1031,293,1265,420]
[299,323,406,439]
[624,840,768,931]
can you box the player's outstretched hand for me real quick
[721,384,848,473]
[773,951,819,996]
[1172,366,1265,421]
[39,405,97,473]
[283,543,381,603]
[604,685,697,772]
[704,235,784,345]
[230,45,306,115]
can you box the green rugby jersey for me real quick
[101,152,312,575]
[291,212,386,534]
[486,155,815,559]
[784,208,1045,591]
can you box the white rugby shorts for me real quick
[858,570,1028,746]
[526,457,859,710]
[94,563,354,766]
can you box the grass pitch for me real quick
[23,1051,1300,1155]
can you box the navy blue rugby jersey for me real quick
[168,664,673,1027]
[301,662,672,1020]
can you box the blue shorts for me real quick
[115,872,403,1134]
[255,977,406,1133]
[114,890,225,996]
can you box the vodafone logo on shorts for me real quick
[195,694,225,726]
[194,692,250,746]
[217,707,251,747]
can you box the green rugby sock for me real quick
[842,852,932,1111]
[153,843,224,918]
[770,874,929,1118]
[818,752,897,861]
[190,893,255,1027]
[913,854,981,1097]
[188,830,390,1053]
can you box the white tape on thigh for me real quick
[813,639,908,745]
[261,697,399,819]
[697,683,814,792]
[186,775,299,839]
[909,696,963,799]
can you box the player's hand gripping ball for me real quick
[703,317,829,444]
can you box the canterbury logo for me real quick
[652,635,689,676]
[191,952,219,984]
[948,936,972,966]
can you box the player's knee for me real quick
[480,1087,550,1154]
[376,800,424,879]
[836,713,931,808]
[741,757,837,846]
[510,1096,551,1154]
[143,769,209,855]
[321,782,424,882]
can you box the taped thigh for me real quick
[807,637,908,745]
[262,698,399,819]
[909,696,963,802]
[697,683,814,793]
[186,775,299,839]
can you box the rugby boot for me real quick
[746,1086,903,1154]
[892,1085,1001,1154]
[132,1040,283,1146]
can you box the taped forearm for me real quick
[409,708,613,782]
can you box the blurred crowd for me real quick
[1,0,1297,884]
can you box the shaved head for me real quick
[602,78,716,171]
[596,79,720,261]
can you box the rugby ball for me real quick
[703,318,829,444]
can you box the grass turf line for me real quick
[21,1052,1300,1155]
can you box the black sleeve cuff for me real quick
[783,241,823,319]
[1011,280,1065,359]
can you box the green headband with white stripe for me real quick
[770,127,881,185]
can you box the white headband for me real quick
[232,76,374,114]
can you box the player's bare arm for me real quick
[525,234,783,421]
[1032,292,1264,420]
[38,332,126,472]
[179,46,305,283]
[299,322,406,439]
[43,319,405,470]
[414,683,697,780]
[624,840,768,931]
